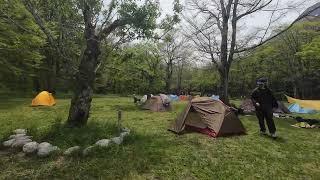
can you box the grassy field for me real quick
[0,95,320,179]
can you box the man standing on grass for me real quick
[251,78,278,139]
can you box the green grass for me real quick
[0,95,320,179]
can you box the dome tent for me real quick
[169,97,246,138]
[31,91,56,106]
[142,94,172,112]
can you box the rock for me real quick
[23,142,39,154]
[111,136,123,145]
[95,139,110,147]
[37,142,59,157]
[120,132,129,138]
[82,146,94,156]
[13,129,27,134]
[3,139,15,147]
[9,134,27,139]
[11,137,32,148]
[63,146,81,156]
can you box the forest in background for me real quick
[1,0,320,100]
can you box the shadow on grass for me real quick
[28,121,119,149]
[61,132,176,179]
[0,124,175,179]
[259,134,287,143]
[0,98,28,110]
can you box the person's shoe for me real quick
[271,133,277,139]
[260,131,267,135]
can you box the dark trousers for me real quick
[256,109,276,134]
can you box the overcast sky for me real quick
[160,0,319,26]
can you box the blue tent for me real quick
[288,103,316,114]
[211,95,220,100]
[169,95,179,101]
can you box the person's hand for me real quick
[256,102,260,106]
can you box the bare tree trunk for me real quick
[67,30,100,127]
[219,67,230,104]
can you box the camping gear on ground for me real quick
[288,103,316,114]
[179,95,189,101]
[169,95,179,101]
[286,95,320,111]
[168,97,246,137]
[295,117,320,125]
[291,117,320,129]
[31,91,56,106]
[291,122,318,129]
[141,95,148,103]
[240,99,289,114]
[142,94,172,112]
[211,95,220,100]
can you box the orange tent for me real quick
[31,91,56,106]
[179,95,189,101]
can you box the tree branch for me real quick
[235,2,320,53]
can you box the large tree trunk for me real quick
[67,35,100,127]
[219,66,230,104]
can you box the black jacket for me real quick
[251,87,278,111]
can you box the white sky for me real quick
[160,0,319,25]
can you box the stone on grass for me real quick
[82,146,95,156]
[111,136,123,145]
[95,139,110,147]
[9,134,27,139]
[11,137,32,148]
[63,146,81,156]
[3,139,15,147]
[120,132,129,138]
[23,142,39,154]
[37,142,59,157]
[13,129,27,134]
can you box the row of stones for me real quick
[1,128,130,157]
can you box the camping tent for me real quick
[169,95,179,101]
[179,95,190,101]
[273,101,291,114]
[240,99,290,114]
[211,95,220,100]
[239,99,255,114]
[142,94,172,112]
[288,103,316,114]
[286,95,320,110]
[168,97,246,137]
[31,91,56,106]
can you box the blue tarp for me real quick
[288,103,316,114]
[169,95,179,101]
[211,95,220,100]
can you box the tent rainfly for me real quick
[240,99,290,114]
[31,91,56,106]
[142,94,172,112]
[169,97,246,137]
